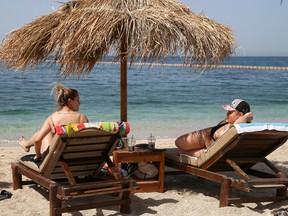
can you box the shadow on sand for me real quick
[164,162,288,216]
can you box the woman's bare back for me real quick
[49,112,86,132]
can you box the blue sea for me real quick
[0,56,288,146]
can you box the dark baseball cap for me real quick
[222,99,250,114]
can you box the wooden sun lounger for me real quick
[165,125,288,207]
[11,128,134,216]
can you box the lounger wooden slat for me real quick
[62,151,104,159]
[252,184,287,189]
[64,143,109,151]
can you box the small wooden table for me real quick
[113,148,165,193]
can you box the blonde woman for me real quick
[18,83,88,160]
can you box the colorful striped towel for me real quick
[56,121,130,137]
[234,123,288,134]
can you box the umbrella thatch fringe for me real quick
[0,0,236,77]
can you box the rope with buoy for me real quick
[99,61,288,71]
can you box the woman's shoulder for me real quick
[50,111,58,116]
[218,119,228,125]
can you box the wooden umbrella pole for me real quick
[120,38,128,122]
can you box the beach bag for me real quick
[128,162,158,179]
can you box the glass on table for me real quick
[148,133,156,149]
[128,137,136,151]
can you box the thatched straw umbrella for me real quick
[0,0,236,121]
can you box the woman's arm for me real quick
[34,117,52,159]
[234,112,253,124]
[80,113,89,123]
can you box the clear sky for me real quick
[1,0,287,56]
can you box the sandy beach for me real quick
[1,139,288,216]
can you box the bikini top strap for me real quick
[50,116,56,134]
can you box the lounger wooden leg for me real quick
[219,178,231,207]
[119,191,131,214]
[11,163,22,190]
[50,184,61,216]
